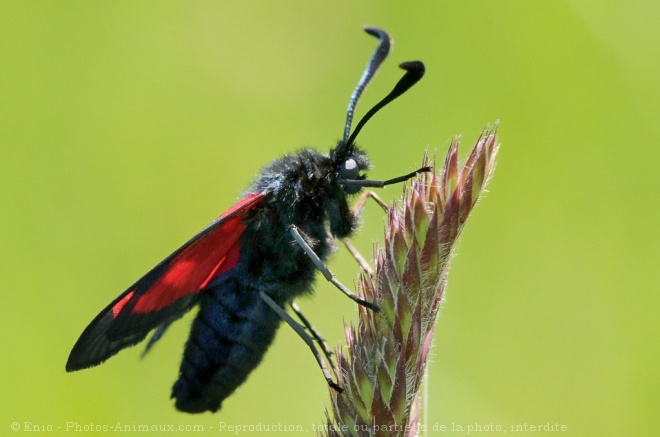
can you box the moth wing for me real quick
[66,192,266,371]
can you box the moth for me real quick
[67,27,427,413]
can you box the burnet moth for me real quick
[66,27,429,413]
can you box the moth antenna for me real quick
[342,27,391,144]
[345,60,425,149]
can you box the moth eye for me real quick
[339,158,360,180]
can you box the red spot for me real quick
[128,193,264,314]
[220,193,262,219]
[112,291,135,318]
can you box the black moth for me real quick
[67,27,428,413]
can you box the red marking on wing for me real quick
[132,216,245,313]
[112,291,135,317]
[113,193,265,317]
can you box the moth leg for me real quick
[351,189,388,215]
[290,225,380,312]
[341,240,374,276]
[340,190,389,276]
[290,301,334,366]
[259,292,342,392]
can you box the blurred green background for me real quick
[1,2,658,436]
